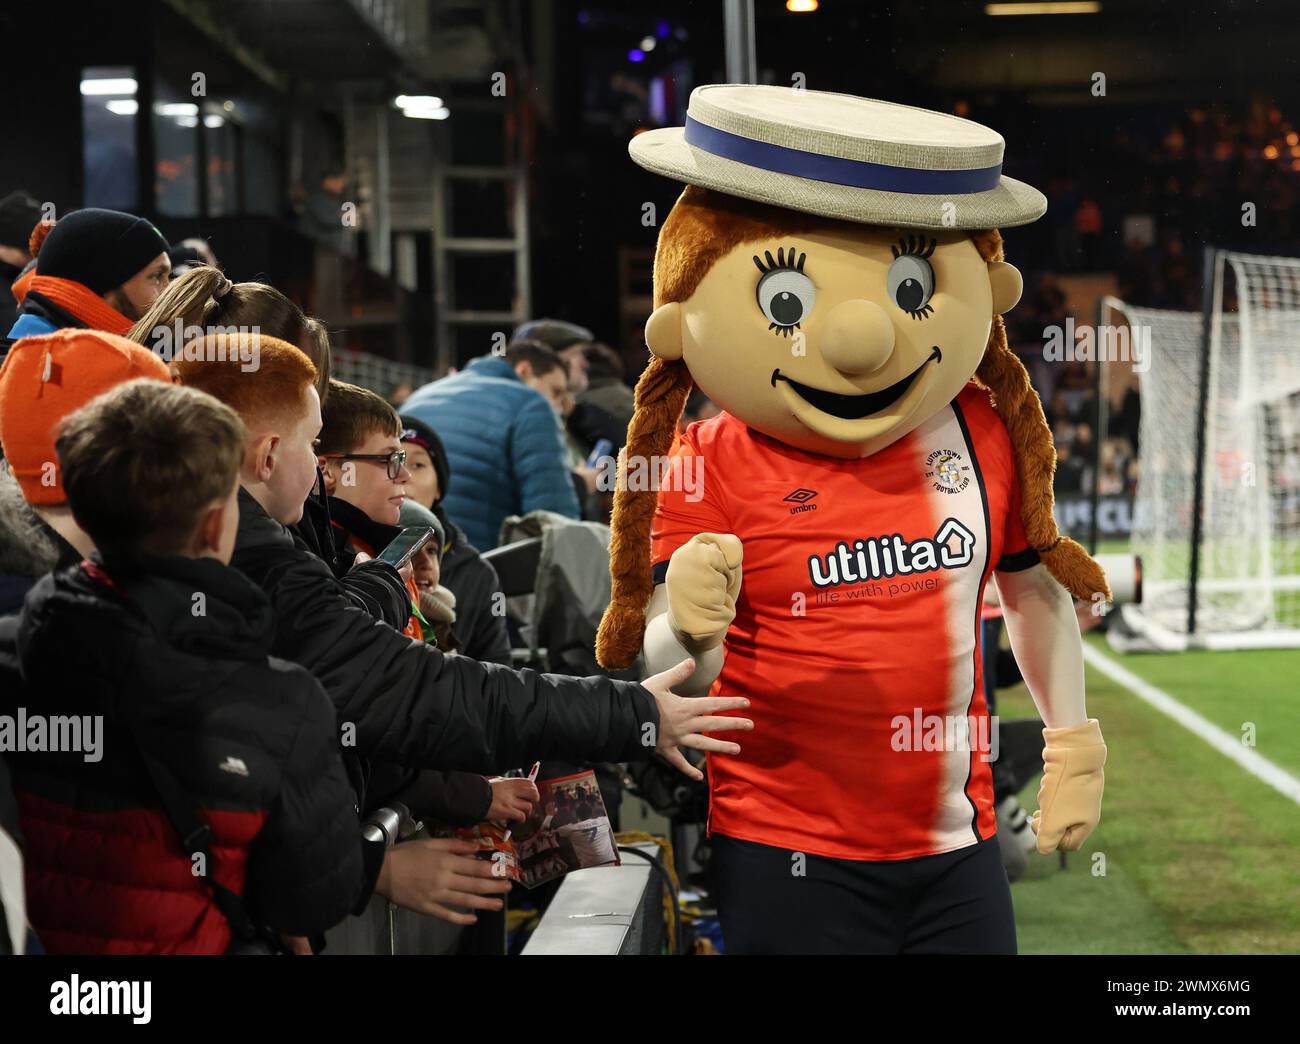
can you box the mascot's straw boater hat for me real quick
[595,85,1109,671]
[628,84,1047,230]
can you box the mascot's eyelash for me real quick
[754,247,809,337]
[891,234,937,260]
[752,246,807,275]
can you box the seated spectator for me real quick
[2,208,170,353]
[399,415,512,665]
[402,339,580,551]
[0,379,371,953]
[0,330,172,614]
[398,498,457,654]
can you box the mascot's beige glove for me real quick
[1032,718,1107,854]
[665,533,743,653]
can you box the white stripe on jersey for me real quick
[916,402,991,851]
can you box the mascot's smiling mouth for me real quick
[771,347,942,420]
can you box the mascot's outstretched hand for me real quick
[665,533,743,652]
[1031,718,1107,854]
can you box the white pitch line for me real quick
[1081,643,1300,806]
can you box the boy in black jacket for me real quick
[0,379,374,953]
[317,379,539,834]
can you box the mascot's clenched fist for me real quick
[665,533,743,651]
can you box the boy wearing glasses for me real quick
[318,379,411,532]
[316,379,421,638]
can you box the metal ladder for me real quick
[430,96,531,373]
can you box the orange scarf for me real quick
[25,275,134,336]
[10,265,34,305]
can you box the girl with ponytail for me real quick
[598,86,1110,955]
[129,265,331,402]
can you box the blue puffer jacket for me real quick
[402,355,580,550]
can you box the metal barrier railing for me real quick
[521,842,666,956]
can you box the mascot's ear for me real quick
[645,302,683,361]
[988,261,1023,316]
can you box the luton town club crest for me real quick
[924,449,972,494]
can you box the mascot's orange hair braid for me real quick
[596,185,1109,670]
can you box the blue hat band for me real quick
[684,115,1003,196]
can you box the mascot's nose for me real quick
[819,299,895,376]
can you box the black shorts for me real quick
[710,832,1017,955]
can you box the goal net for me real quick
[1116,250,1300,650]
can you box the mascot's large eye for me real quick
[754,247,814,336]
[887,235,937,319]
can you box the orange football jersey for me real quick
[650,383,1037,860]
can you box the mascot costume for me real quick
[596,85,1110,955]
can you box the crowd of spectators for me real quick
[0,203,746,956]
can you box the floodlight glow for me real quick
[985,2,1101,13]
[81,78,138,95]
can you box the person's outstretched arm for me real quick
[241,537,750,776]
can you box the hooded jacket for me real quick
[229,488,659,775]
[0,552,374,954]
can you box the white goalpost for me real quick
[1110,248,1300,651]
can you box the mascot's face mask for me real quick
[645,221,1023,459]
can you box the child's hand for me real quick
[352,549,413,584]
[641,657,753,780]
[374,838,512,925]
[487,777,540,824]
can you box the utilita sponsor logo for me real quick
[807,518,976,588]
[49,975,151,1024]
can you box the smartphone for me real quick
[376,526,435,569]
[585,438,614,468]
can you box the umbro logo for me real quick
[783,488,819,514]
[218,755,249,777]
